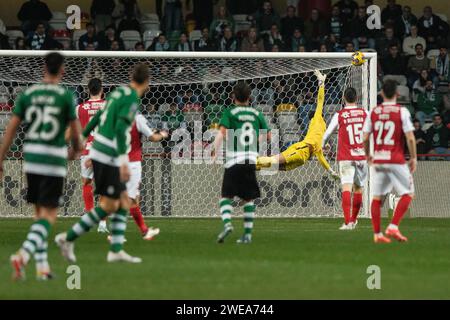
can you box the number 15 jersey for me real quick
[363,102,414,164]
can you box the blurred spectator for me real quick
[118,13,141,34]
[162,102,186,131]
[99,25,125,50]
[325,33,344,52]
[435,45,450,88]
[91,0,115,32]
[291,28,307,52]
[218,27,237,52]
[149,33,170,51]
[382,44,406,76]
[417,6,449,41]
[28,22,62,50]
[0,20,10,49]
[177,87,200,109]
[264,24,284,51]
[254,1,280,33]
[79,23,99,51]
[110,40,121,51]
[176,33,193,51]
[344,41,355,52]
[304,8,328,49]
[376,26,401,58]
[241,27,264,52]
[349,6,376,50]
[329,5,344,43]
[381,0,402,25]
[413,119,427,157]
[15,37,29,50]
[319,43,328,52]
[403,25,426,56]
[407,44,431,87]
[298,44,306,52]
[193,28,216,51]
[280,5,304,40]
[120,0,141,19]
[210,6,235,40]
[426,114,450,159]
[412,69,431,103]
[271,44,280,52]
[416,79,442,126]
[251,79,275,106]
[134,41,145,51]
[395,6,417,37]
[442,83,450,124]
[164,0,183,33]
[17,0,52,35]
[334,0,358,24]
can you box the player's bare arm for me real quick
[68,119,83,160]
[0,115,22,179]
[362,132,372,165]
[405,131,417,174]
[212,126,226,163]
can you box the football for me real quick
[351,51,366,66]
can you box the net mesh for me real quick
[0,52,370,217]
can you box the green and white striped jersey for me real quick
[219,105,270,168]
[88,86,139,167]
[13,84,77,177]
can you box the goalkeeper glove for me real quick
[329,169,340,181]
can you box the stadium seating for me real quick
[189,30,202,42]
[383,75,407,86]
[427,49,440,60]
[49,11,67,30]
[52,30,71,49]
[143,30,161,49]
[6,30,24,49]
[397,85,411,103]
[233,15,251,33]
[141,13,160,32]
[120,30,142,50]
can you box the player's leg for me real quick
[385,164,415,242]
[217,166,236,243]
[350,161,368,225]
[236,164,260,244]
[127,162,160,240]
[55,161,120,262]
[338,161,355,230]
[257,141,310,171]
[10,174,62,281]
[371,166,392,243]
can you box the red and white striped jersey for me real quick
[77,99,105,156]
[128,114,155,162]
[363,102,414,164]
[322,105,368,161]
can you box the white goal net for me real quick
[0,51,377,218]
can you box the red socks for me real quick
[342,191,351,224]
[82,184,94,212]
[371,199,382,234]
[130,206,148,235]
[351,192,363,223]
[391,195,412,226]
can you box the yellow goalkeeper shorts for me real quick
[281,141,311,171]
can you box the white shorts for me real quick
[339,160,368,187]
[126,161,142,200]
[80,155,93,179]
[371,164,415,197]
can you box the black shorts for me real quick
[92,160,126,199]
[221,164,260,201]
[26,173,64,208]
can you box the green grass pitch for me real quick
[1,218,450,299]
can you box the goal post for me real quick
[0,50,378,218]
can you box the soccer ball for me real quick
[351,51,366,66]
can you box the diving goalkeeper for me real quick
[257,70,338,179]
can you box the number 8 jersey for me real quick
[13,84,77,178]
[363,102,414,164]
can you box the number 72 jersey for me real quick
[363,102,414,164]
